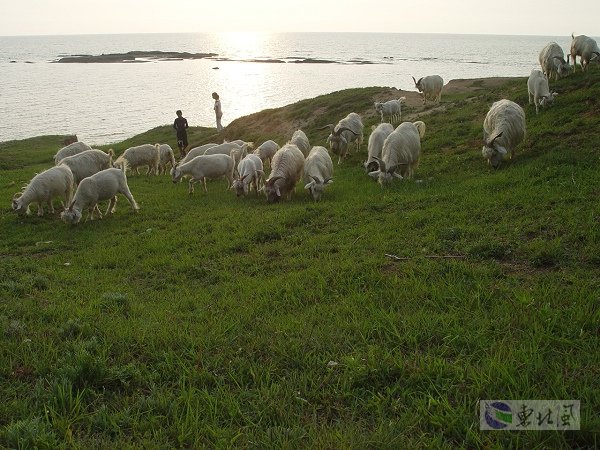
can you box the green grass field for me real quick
[1,72,599,449]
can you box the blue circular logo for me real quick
[484,401,513,429]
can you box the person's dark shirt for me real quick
[173,117,188,136]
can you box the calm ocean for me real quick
[0,32,588,145]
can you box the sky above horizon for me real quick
[1,1,599,37]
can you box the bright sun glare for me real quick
[218,32,267,59]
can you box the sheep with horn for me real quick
[319,112,364,165]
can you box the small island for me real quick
[53,50,219,63]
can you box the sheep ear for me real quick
[256,170,264,176]
[368,170,380,179]
[393,172,404,179]
[275,186,281,197]
[304,182,313,190]
[340,136,347,144]
[324,177,333,185]
[496,146,508,155]
[552,91,559,96]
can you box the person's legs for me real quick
[216,114,223,132]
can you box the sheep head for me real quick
[60,203,82,224]
[231,174,249,197]
[264,176,283,203]
[412,76,423,92]
[368,157,402,186]
[11,195,28,215]
[170,165,183,183]
[482,131,506,169]
[328,126,358,156]
[304,176,332,202]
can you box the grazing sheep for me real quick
[320,112,364,164]
[527,69,558,114]
[231,154,264,197]
[364,123,394,173]
[170,154,235,194]
[204,142,248,168]
[290,130,311,157]
[303,146,334,201]
[12,165,74,216]
[253,140,280,166]
[114,144,160,175]
[539,42,571,80]
[374,97,406,124]
[570,33,600,72]
[56,149,114,184]
[180,143,218,164]
[412,75,444,105]
[482,99,526,169]
[158,144,176,174]
[227,139,255,150]
[262,144,305,203]
[54,141,92,165]
[368,121,426,186]
[61,168,139,224]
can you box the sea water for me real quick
[0,32,588,145]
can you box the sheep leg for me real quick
[119,187,139,211]
[528,91,533,105]
[135,167,140,176]
[106,196,118,214]
[37,203,44,217]
[203,178,208,193]
[188,179,195,195]
[48,199,55,214]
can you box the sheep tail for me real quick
[413,121,426,138]
[114,155,128,173]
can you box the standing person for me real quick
[212,92,223,132]
[173,110,189,157]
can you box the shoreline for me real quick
[0,76,523,147]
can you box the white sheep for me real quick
[12,165,74,216]
[180,143,218,164]
[158,144,176,174]
[320,113,364,165]
[482,99,526,169]
[364,123,394,173]
[53,141,92,165]
[56,149,114,184]
[170,154,235,194]
[227,139,255,150]
[60,168,139,224]
[374,97,406,124]
[539,42,571,80]
[262,144,305,203]
[570,33,600,72]
[204,142,248,168]
[290,130,311,157]
[231,154,264,197]
[412,75,444,105]
[114,144,160,175]
[253,140,280,166]
[527,69,558,114]
[368,121,426,186]
[303,146,333,201]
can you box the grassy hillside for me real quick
[1,72,599,449]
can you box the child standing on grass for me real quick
[212,92,223,132]
[173,110,189,157]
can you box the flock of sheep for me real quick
[10,34,600,224]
